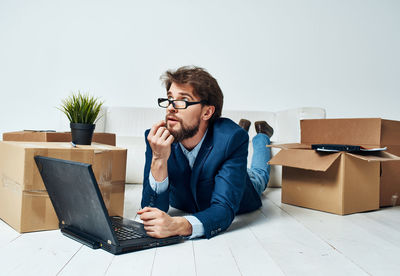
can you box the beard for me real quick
[166,116,200,143]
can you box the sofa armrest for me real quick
[117,136,146,184]
[267,107,326,187]
[275,107,326,143]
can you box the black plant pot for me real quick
[70,123,95,145]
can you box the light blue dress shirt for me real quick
[149,130,208,239]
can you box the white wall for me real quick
[1,0,399,136]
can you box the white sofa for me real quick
[77,106,326,187]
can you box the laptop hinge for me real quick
[61,227,101,249]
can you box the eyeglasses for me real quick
[158,98,206,109]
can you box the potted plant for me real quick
[59,92,104,145]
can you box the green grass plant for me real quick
[59,92,104,124]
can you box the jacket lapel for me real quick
[172,142,190,172]
[190,130,213,210]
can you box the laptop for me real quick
[34,155,184,255]
[311,144,387,153]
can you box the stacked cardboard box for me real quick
[269,118,400,215]
[0,142,127,232]
[2,131,116,146]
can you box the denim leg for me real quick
[247,133,271,196]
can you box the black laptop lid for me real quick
[34,156,118,245]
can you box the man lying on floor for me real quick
[138,66,273,239]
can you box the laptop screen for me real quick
[34,156,118,245]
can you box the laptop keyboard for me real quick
[111,221,147,241]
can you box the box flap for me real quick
[269,149,341,171]
[347,151,400,162]
[381,120,400,146]
[268,143,311,150]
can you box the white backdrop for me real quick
[0,0,399,136]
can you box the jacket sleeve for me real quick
[140,129,170,212]
[193,129,249,239]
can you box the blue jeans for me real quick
[247,134,271,196]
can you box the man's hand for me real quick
[148,121,174,181]
[148,120,174,161]
[137,207,192,238]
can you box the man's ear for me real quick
[202,105,215,121]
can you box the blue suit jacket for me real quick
[141,118,262,239]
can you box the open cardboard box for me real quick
[269,143,400,215]
[301,118,400,207]
[0,141,127,233]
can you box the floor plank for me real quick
[152,241,196,276]
[223,213,285,276]
[0,230,81,276]
[105,247,156,275]
[266,188,400,276]
[252,191,368,276]
[0,219,21,248]
[57,245,114,276]
[193,234,242,276]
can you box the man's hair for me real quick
[161,66,224,124]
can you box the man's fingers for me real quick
[140,211,159,221]
[155,126,167,138]
[165,134,175,145]
[148,123,159,137]
[148,121,166,137]
[138,207,164,222]
[145,231,160,238]
[160,128,172,141]
[143,226,163,239]
[144,225,155,231]
[137,206,157,214]
[136,207,149,214]
[155,120,166,129]
[143,225,156,236]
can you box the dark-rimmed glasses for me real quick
[158,98,206,109]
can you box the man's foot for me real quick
[238,119,251,132]
[255,121,274,138]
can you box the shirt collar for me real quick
[179,129,208,165]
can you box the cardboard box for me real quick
[269,144,400,215]
[0,141,126,233]
[301,118,400,206]
[3,131,116,146]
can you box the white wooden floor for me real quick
[1,185,399,276]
